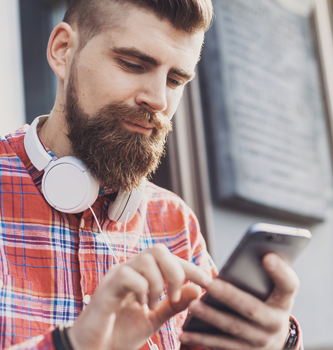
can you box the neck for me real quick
[38,105,72,160]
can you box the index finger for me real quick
[263,253,300,310]
[147,246,212,300]
[175,256,213,289]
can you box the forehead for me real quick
[93,7,205,72]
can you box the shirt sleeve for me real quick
[4,328,55,350]
[186,205,218,279]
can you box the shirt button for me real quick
[83,294,91,305]
[80,219,85,229]
[0,280,3,289]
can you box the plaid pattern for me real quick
[0,125,303,350]
[0,125,216,350]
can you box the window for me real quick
[20,0,66,124]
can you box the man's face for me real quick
[64,7,204,192]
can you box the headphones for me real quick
[24,116,145,223]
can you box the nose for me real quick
[135,75,168,113]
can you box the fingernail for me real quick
[189,299,200,311]
[203,274,213,287]
[209,279,222,295]
[171,289,182,303]
[180,333,190,343]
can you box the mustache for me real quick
[93,102,172,133]
[66,101,173,139]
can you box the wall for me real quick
[212,206,333,349]
[201,1,333,348]
[204,5,332,350]
[0,0,25,136]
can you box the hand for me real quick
[180,253,300,350]
[67,244,212,350]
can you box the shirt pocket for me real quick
[0,275,45,347]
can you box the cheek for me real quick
[75,63,138,113]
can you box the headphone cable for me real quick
[88,205,158,350]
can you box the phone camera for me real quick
[264,234,275,242]
[264,234,283,242]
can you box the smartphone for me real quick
[183,223,311,335]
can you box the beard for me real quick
[64,60,172,193]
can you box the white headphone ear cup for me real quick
[108,179,146,223]
[24,117,99,214]
[42,156,99,213]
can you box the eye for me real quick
[168,77,183,88]
[118,59,145,72]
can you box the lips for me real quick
[129,121,154,130]
[122,120,155,135]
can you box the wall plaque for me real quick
[200,0,333,222]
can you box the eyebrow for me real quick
[112,46,195,82]
[170,68,195,82]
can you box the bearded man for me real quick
[0,0,303,350]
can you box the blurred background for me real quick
[1,0,333,348]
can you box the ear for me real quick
[47,22,77,80]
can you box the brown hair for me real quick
[63,0,213,50]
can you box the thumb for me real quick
[150,284,202,329]
[263,253,299,310]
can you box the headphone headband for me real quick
[24,116,53,171]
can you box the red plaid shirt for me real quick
[0,125,303,350]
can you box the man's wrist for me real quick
[52,324,75,350]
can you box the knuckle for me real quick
[120,266,148,291]
[289,295,296,310]
[274,320,284,334]
[151,280,164,295]
[225,320,243,337]
[209,280,228,300]
[293,275,300,293]
[141,278,149,292]
[152,243,170,255]
[244,302,259,319]
[175,267,186,284]
[139,252,155,266]
[285,269,300,295]
[271,292,284,305]
[267,315,284,333]
[118,265,132,279]
[256,333,270,348]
